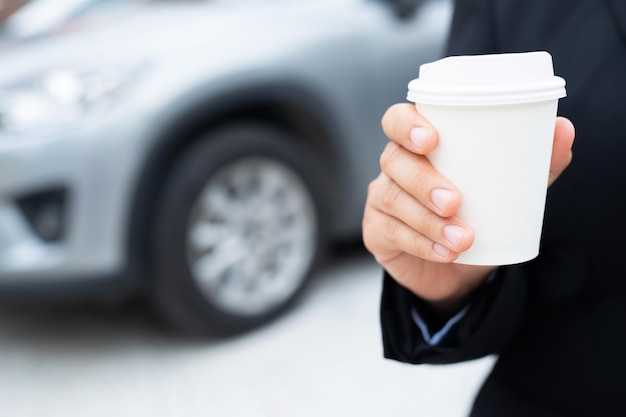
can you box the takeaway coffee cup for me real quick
[407,51,566,265]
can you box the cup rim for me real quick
[407,77,566,106]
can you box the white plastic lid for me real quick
[407,51,566,106]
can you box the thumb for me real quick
[548,117,575,186]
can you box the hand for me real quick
[362,103,575,314]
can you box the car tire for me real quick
[151,122,327,335]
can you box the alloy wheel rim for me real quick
[186,156,317,316]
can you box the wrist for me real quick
[421,265,495,317]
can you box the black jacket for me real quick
[380,1,626,416]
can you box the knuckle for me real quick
[361,207,377,233]
[367,177,380,196]
[380,181,402,211]
[381,216,401,245]
[381,104,402,137]
[361,210,385,256]
[418,209,442,237]
[381,109,392,134]
[407,231,429,257]
[379,142,400,171]
[405,165,429,195]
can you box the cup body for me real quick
[417,100,558,265]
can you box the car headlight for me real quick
[0,66,141,136]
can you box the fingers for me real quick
[548,116,575,186]
[363,172,474,263]
[381,103,439,155]
[365,103,472,264]
[379,141,461,218]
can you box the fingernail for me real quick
[431,188,452,213]
[410,127,429,150]
[443,225,466,249]
[433,243,450,258]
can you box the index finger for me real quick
[381,103,439,155]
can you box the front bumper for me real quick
[0,124,139,286]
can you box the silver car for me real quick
[0,0,452,333]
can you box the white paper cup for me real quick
[407,51,566,265]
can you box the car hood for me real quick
[0,0,362,85]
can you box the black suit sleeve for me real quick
[380,266,527,364]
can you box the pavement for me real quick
[0,246,495,417]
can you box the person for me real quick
[362,0,626,416]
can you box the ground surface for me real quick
[0,246,495,417]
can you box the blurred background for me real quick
[0,0,494,416]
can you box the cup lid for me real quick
[407,51,566,106]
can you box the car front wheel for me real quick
[151,123,326,334]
